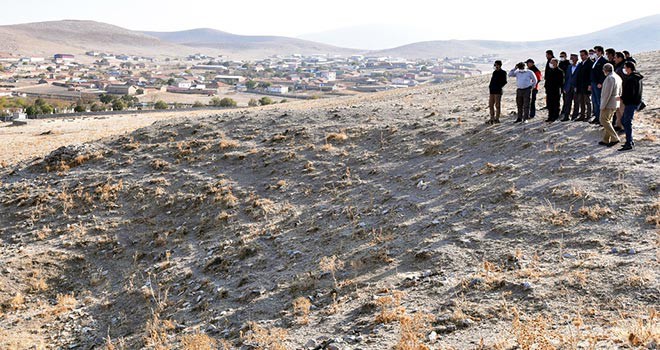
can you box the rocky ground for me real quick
[0,52,658,350]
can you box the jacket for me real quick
[614,62,625,79]
[508,68,538,89]
[530,65,542,90]
[564,64,579,92]
[576,60,593,94]
[590,56,607,86]
[558,60,570,76]
[489,69,508,95]
[621,72,644,106]
[600,72,622,110]
[545,67,564,94]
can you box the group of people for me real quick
[488,46,645,152]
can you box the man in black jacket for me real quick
[619,62,644,151]
[527,59,542,118]
[488,60,507,124]
[558,52,570,118]
[575,49,593,121]
[623,50,636,64]
[590,46,608,124]
[544,58,564,122]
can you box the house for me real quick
[214,75,246,85]
[266,85,288,94]
[105,84,138,95]
[54,54,75,63]
[177,81,192,89]
[319,71,336,82]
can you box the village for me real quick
[0,51,495,118]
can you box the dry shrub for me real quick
[511,307,557,350]
[150,159,169,170]
[4,293,25,311]
[479,162,499,175]
[52,293,77,315]
[292,297,311,325]
[35,225,52,240]
[646,199,660,226]
[503,184,519,197]
[319,255,344,289]
[541,202,572,226]
[578,205,612,221]
[218,138,239,150]
[395,312,435,350]
[625,266,655,287]
[95,179,123,202]
[325,132,348,142]
[241,322,288,350]
[375,291,406,324]
[320,143,336,152]
[181,333,217,350]
[640,133,657,142]
[29,276,49,293]
[144,313,175,349]
[616,308,659,347]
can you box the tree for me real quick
[74,105,86,113]
[99,94,115,104]
[166,78,176,86]
[154,100,168,110]
[245,80,257,90]
[259,97,273,106]
[192,101,205,108]
[219,98,237,107]
[90,103,104,112]
[25,105,39,117]
[248,98,259,107]
[121,95,138,108]
[136,88,144,95]
[112,100,126,111]
[258,82,272,89]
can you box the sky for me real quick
[1,0,658,45]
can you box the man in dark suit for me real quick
[575,49,593,121]
[545,58,564,122]
[561,54,579,121]
[590,46,608,124]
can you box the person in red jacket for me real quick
[526,59,543,119]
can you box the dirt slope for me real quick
[0,52,658,350]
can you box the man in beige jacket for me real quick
[598,63,623,147]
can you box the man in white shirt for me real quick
[509,62,538,123]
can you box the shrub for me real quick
[154,100,169,110]
[259,97,273,106]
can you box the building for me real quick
[214,75,246,85]
[266,85,288,94]
[319,71,337,82]
[105,84,138,95]
[54,54,75,63]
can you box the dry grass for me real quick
[218,138,239,150]
[241,322,288,350]
[646,199,660,226]
[319,255,345,289]
[615,308,659,347]
[181,333,217,350]
[375,291,406,324]
[511,307,557,350]
[4,293,25,311]
[292,297,312,325]
[325,132,348,142]
[52,293,77,315]
[578,205,612,221]
[395,312,435,350]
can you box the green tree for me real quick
[258,82,271,89]
[74,105,86,113]
[121,95,138,107]
[90,103,104,112]
[259,97,273,106]
[248,98,259,107]
[25,105,39,116]
[136,88,144,95]
[192,101,205,108]
[99,94,115,104]
[245,80,257,90]
[154,100,168,110]
[166,78,176,86]
[219,98,237,107]
[112,100,126,111]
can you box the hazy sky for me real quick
[1,0,658,41]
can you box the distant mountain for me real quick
[0,20,204,57]
[298,24,439,50]
[144,28,360,59]
[371,14,660,59]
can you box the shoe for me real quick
[485,120,493,125]
[589,119,600,124]
[514,119,523,123]
[598,141,609,146]
[607,141,620,147]
[522,119,528,124]
[528,115,535,119]
[494,119,501,124]
[618,144,633,151]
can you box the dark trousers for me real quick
[591,83,602,118]
[547,90,561,120]
[622,104,636,146]
[530,89,538,117]
[562,88,577,117]
[516,87,532,120]
[576,93,592,119]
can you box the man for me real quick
[544,58,564,122]
[557,52,570,117]
[623,50,636,64]
[561,54,579,121]
[527,59,542,118]
[605,48,616,65]
[619,61,643,151]
[613,52,627,130]
[598,63,622,147]
[545,50,555,73]
[590,46,608,124]
[509,62,538,123]
[487,60,507,124]
[575,49,593,121]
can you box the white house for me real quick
[267,85,288,94]
[177,81,192,89]
[319,71,337,82]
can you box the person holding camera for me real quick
[509,62,538,123]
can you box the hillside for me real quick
[0,20,218,58]
[0,52,658,349]
[144,28,360,59]
[371,14,660,59]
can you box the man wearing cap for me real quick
[509,62,538,123]
[561,54,579,121]
[488,60,508,124]
[526,59,542,119]
[598,63,622,147]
